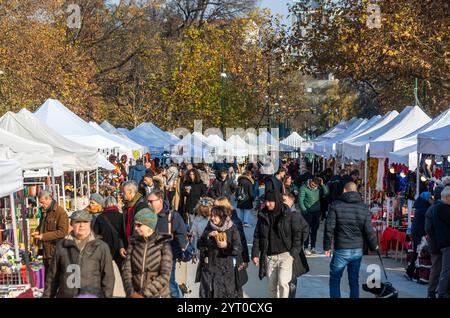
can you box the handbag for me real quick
[235,261,248,288]
[362,250,398,298]
[298,249,310,275]
[168,210,194,262]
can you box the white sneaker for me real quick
[305,249,312,256]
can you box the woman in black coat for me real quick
[180,169,208,224]
[405,191,433,280]
[93,196,125,270]
[197,206,243,298]
[213,197,250,265]
[236,171,254,227]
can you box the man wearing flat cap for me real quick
[252,190,307,298]
[43,210,115,298]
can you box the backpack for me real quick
[236,184,248,203]
[168,210,194,263]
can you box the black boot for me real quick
[427,291,436,298]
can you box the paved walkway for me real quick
[184,208,428,299]
[113,204,428,298]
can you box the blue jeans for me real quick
[329,248,363,298]
[237,208,252,224]
[169,260,181,298]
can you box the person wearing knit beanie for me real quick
[134,208,158,234]
[86,193,104,215]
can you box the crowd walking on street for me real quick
[32,157,450,298]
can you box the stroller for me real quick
[363,250,399,298]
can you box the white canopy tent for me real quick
[0,109,99,171]
[34,99,126,153]
[281,132,304,149]
[368,106,431,158]
[334,115,383,158]
[388,107,450,170]
[226,135,258,157]
[171,133,210,162]
[130,123,179,147]
[0,159,23,261]
[88,121,139,158]
[0,127,54,170]
[314,118,368,157]
[123,124,173,154]
[417,123,450,156]
[0,159,23,198]
[100,121,148,155]
[311,120,349,144]
[342,110,400,160]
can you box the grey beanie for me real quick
[89,193,105,206]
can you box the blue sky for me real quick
[107,0,293,20]
[259,0,291,18]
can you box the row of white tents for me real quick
[0,98,304,261]
[1,98,306,197]
[308,105,450,169]
[307,105,450,206]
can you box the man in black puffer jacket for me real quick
[252,190,308,298]
[324,182,378,299]
[209,169,237,200]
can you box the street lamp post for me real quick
[220,56,227,134]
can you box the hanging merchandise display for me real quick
[0,200,44,298]
[375,158,385,192]
[368,158,378,190]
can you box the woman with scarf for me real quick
[197,206,243,298]
[85,193,104,227]
[93,196,125,270]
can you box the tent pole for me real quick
[50,167,56,200]
[87,171,91,198]
[80,172,84,197]
[299,142,302,175]
[364,157,368,204]
[312,155,315,175]
[10,193,20,262]
[74,170,77,211]
[96,168,99,193]
[407,199,413,235]
[416,153,421,199]
[61,173,66,210]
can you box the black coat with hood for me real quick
[324,191,378,252]
[411,196,431,246]
[252,194,308,280]
[180,180,207,215]
[231,210,250,263]
[93,206,125,263]
[236,175,254,210]
[210,174,237,200]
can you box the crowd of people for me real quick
[30,155,450,298]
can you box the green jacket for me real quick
[298,182,329,215]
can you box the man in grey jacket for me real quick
[324,182,378,298]
[43,210,115,298]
